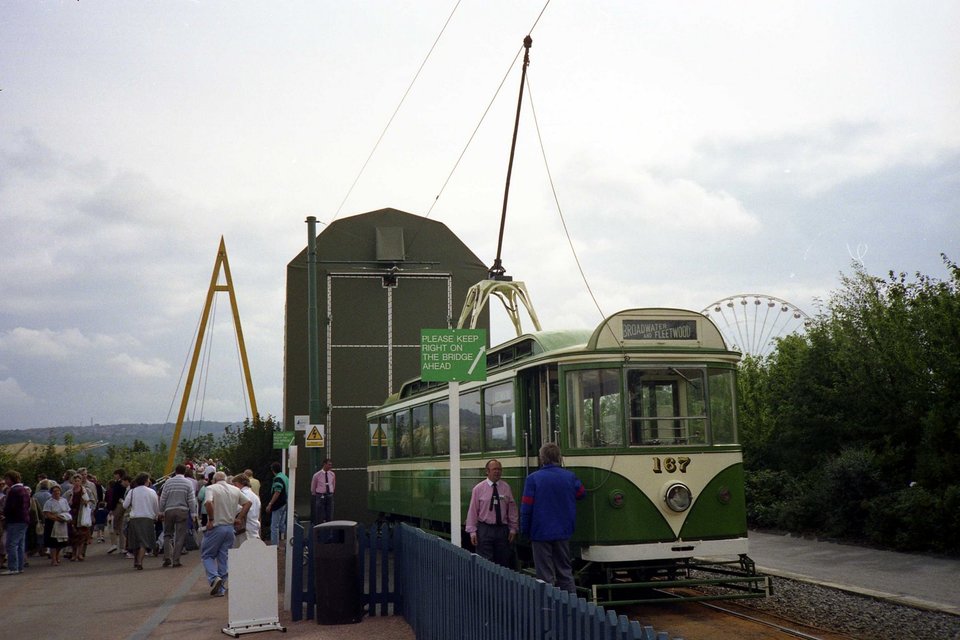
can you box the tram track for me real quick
[623,588,856,640]
[695,599,856,640]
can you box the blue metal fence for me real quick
[291,522,682,639]
[397,524,682,640]
[290,520,400,622]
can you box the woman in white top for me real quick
[122,473,160,570]
[42,485,71,566]
[231,474,261,546]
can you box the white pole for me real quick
[283,444,298,611]
[449,381,461,548]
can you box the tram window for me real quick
[460,390,482,453]
[369,419,387,461]
[432,399,450,455]
[411,404,429,456]
[382,414,395,460]
[395,410,412,458]
[708,368,737,443]
[683,374,707,445]
[628,368,707,445]
[483,382,515,452]
[566,368,623,449]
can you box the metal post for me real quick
[283,445,298,612]
[449,381,461,547]
[306,217,321,475]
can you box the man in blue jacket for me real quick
[519,443,585,594]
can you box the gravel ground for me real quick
[734,576,960,640]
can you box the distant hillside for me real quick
[0,421,238,449]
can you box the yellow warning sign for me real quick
[371,425,387,447]
[305,425,325,448]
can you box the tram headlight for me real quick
[664,483,692,512]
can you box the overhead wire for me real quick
[423,0,552,220]
[329,0,464,225]
[320,0,553,256]
[525,75,607,326]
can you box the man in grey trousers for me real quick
[159,464,198,567]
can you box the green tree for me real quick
[179,433,216,463]
[216,415,281,484]
[738,255,960,552]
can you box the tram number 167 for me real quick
[652,456,691,474]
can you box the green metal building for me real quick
[284,207,490,524]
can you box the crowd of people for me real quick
[0,459,289,597]
[4,444,584,595]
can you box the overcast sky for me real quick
[1,1,957,431]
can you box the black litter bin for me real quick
[313,520,363,624]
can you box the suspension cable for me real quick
[163,297,206,444]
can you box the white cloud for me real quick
[565,164,760,234]
[0,327,91,360]
[108,353,170,379]
[0,377,33,407]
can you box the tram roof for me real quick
[505,329,593,354]
[385,309,734,405]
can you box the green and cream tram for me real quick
[367,308,764,599]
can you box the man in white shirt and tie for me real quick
[310,458,336,525]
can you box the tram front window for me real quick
[628,368,707,446]
[566,368,623,449]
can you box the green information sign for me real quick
[421,328,487,382]
[273,431,295,449]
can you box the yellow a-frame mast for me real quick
[164,237,258,475]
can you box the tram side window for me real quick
[566,368,623,449]
[460,390,482,453]
[381,414,395,460]
[369,419,386,461]
[708,368,737,444]
[411,404,430,456]
[627,368,707,445]
[395,410,411,458]
[483,382,515,451]
[432,399,450,455]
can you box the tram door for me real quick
[518,365,559,473]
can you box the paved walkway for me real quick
[0,539,414,640]
[747,530,960,615]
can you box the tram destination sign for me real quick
[421,328,487,382]
[623,319,697,341]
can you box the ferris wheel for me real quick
[701,294,811,357]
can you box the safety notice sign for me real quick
[304,424,325,448]
[420,329,487,382]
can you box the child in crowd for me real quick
[94,501,109,543]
